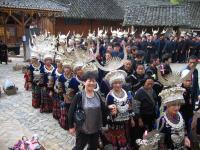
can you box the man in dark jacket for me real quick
[0,40,8,64]
[153,34,160,56]
[146,36,156,63]
[160,53,172,76]
[145,55,160,80]
[163,36,174,55]
[182,55,200,110]
[171,36,178,63]
[140,36,147,52]
[177,36,186,63]
[159,35,165,60]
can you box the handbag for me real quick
[74,92,86,127]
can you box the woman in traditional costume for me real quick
[67,62,84,94]
[29,53,44,108]
[158,87,191,150]
[58,61,73,130]
[105,70,134,149]
[52,60,63,120]
[156,67,194,150]
[180,70,194,135]
[40,54,55,113]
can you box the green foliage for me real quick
[170,0,184,5]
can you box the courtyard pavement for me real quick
[0,58,199,150]
[0,58,75,150]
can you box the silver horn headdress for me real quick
[157,67,194,88]
[152,28,159,36]
[157,66,194,106]
[136,130,163,150]
[94,41,127,72]
[29,31,57,60]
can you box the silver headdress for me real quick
[43,53,54,60]
[55,36,96,72]
[105,70,127,85]
[95,41,127,72]
[172,30,177,37]
[74,33,83,42]
[58,34,67,43]
[130,26,137,36]
[82,62,98,74]
[192,31,198,37]
[110,27,117,38]
[157,66,194,105]
[87,30,96,41]
[29,31,57,60]
[180,30,186,37]
[159,87,186,106]
[152,28,159,36]
[102,29,108,39]
[74,46,95,64]
[161,28,168,35]
[30,51,40,60]
[145,33,150,36]
[136,130,163,150]
[157,67,193,88]
[140,29,147,37]
[97,27,104,39]
[117,29,124,38]
[123,28,129,38]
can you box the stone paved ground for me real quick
[0,58,199,150]
[0,58,75,150]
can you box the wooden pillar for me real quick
[10,11,32,60]
[21,12,27,61]
[3,15,8,43]
[53,16,56,35]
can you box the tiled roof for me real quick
[114,0,172,7]
[0,0,68,12]
[188,2,200,28]
[1,0,200,28]
[55,0,124,20]
[123,4,190,26]
[123,0,200,28]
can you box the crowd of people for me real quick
[25,28,200,150]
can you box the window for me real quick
[7,27,16,36]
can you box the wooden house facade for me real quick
[0,0,68,45]
[54,0,123,36]
[1,0,200,46]
[0,0,125,45]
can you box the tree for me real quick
[170,0,184,5]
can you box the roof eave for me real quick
[0,6,68,12]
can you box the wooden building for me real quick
[1,0,200,47]
[0,0,127,45]
[54,0,124,36]
[0,0,68,45]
